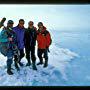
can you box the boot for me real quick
[19,61,24,67]
[26,59,31,66]
[37,62,43,65]
[37,59,43,65]
[43,59,48,68]
[32,62,37,70]
[7,66,13,75]
[15,62,20,71]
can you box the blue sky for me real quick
[0,4,90,30]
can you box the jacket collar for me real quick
[17,25,25,29]
[38,26,46,33]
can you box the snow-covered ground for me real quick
[52,29,90,86]
[1,29,89,86]
[0,42,78,86]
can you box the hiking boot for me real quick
[43,63,48,68]
[7,69,13,75]
[26,62,31,66]
[15,63,20,71]
[26,59,31,66]
[43,60,48,68]
[37,62,43,65]
[19,62,24,67]
[32,62,37,70]
[11,68,14,70]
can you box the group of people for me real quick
[0,18,52,75]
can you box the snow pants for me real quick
[37,49,48,62]
[7,49,14,69]
[25,46,36,63]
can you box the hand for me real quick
[46,46,49,49]
[46,47,50,53]
[8,38,13,41]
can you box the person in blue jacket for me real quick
[13,19,25,66]
[0,20,19,75]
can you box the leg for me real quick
[7,50,13,75]
[25,48,31,66]
[31,47,37,70]
[19,49,25,60]
[31,46,36,63]
[37,49,43,65]
[18,49,25,66]
[14,55,20,71]
[43,49,48,68]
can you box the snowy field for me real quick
[0,29,89,86]
[0,34,78,86]
[0,5,89,86]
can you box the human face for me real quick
[38,25,43,30]
[19,21,24,28]
[28,22,33,28]
[7,23,13,28]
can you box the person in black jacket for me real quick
[24,21,37,70]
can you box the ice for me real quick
[0,42,78,86]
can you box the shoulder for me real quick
[13,26,18,30]
[0,29,7,35]
[32,27,37,32]
[36,30,39,34]
[25,28,28,32]
[13,26,17,29]
[2,27,7,32]
[44,30,49,34]
[23,27,26,30]
[34,27,37,30]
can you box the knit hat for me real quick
[38,22,43,26]
[7,20,14,24]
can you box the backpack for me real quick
[0,42,9,56]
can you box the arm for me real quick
[34,29,37,41]
[0,17,6,28]
[23,29,26,46]
[0,30,9,42]
[46,31,52,48]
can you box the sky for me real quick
[0,4,90,31]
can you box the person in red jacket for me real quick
[37,22,52,67]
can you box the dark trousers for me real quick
[25,46,36,63]
[37,49,48,62]
[19,49,25,61]
[14,49,24,63]
[7,49,13,69]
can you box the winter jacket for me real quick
[13,25,25,49]
[24,26,37,49]
[37,26,52,49]
[0,27,17,56]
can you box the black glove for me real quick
[0,17,6,28]
[46,47,50,53]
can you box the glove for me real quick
[0,17,6,28]
[46,47,50,53]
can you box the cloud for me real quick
[0,5,90,30]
